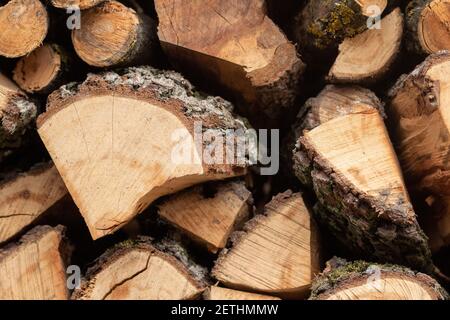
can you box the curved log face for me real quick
[37,67,248,239]
[51,0,105,9]
[0,0,48,58]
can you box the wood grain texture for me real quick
[158,181,252,253]
[213,191,321,298]
[204,286,281,300]
[0,225,69,300]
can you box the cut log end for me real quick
[310,258,449,300]
[158,181,252,253]
[0,162,68,244]
[212,191,321,299]
[13,44,70,95]
[0,225,69,300]
[0,0,48,58]
[72,0,157,68]
[51,0,105,9]
[155,0,304,121]
[37,67,249,240]
[204,286,281,301]
[293,95,433,272]
[407,0,450,54]
[328,8,403,84]
[72,238,207,300]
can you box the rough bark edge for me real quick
[327,8,404,85]
[0,161,55,189]
[405,0,432,55]
[310,257,449,300]
[0,224,71,267]
[50,0,106,10]
[37,66,251,175]
[71,236,208,300]
[293,135,433,273]
[0,92,38,163]
[212,190,317,295]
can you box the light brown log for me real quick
[158,181,252,253]
[293,88,433,272]
[0,162,68,244]
[0,225,69,300]
[328,8,404,84]
[51,0,105,9]
[154,0,304,121]
[204,286,281,300]
[310,258,449,300]
[72,0,158,68]
[37,67,249,240]
[72,238,207,300]
[0,73,37,163]
[13,44,71,95]
[212,191,321,299]
[0,0,49,58]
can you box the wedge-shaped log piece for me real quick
[72,1,158,68]
[0,225,69,300]
[310,258,449,300]
[155,0,304,121]
[204,286,280,300]
[0,0,49,58]
[212,191,321,298]
[293,97,433,272]
[406,0,450,54]
[158,181,252,253]
[51,0,105,9]
[37,67,248,240]
[72,238,207,300]
[0,162,68,244]
[0,73,37,163]
[328,8,403,84]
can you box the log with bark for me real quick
[37,66,250,240]
[328,8,404,84]
[292,86,433,273]
[13,44,72,95]
[0,162,67,244]
[72,237,208,300]
[154,0,305,123]
[0,225,70,300]
[0,0,49,58]
[310,257,449,300]
[0,73,38,163]
[406,0,450,55]
[158,181,253,253]
[72,0,159,68]
[212,191,321,298]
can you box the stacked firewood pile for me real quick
[1,0,450,300]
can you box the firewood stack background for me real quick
[1,0,450,300]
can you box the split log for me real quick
[328,8,403,84]
[204,286,281,301]
[0,73,38,163]
[0,0,49,58]
[0,162,67,244]
[406,0,450,55]
[293,0,387,57]
[72,0,158,68]
[292,90,433,273]
[282,85,383,180]
[0,225,69,300]
[51,0,105,9]
[310,258,449,300]
[37,67,249,240]
[154,0,305,122]
[13,44,72,95]
[388,52,450,197]
[212,191,321,298]
[422,196,450,253]
[158,181,252,253]
[72,238,207,300]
